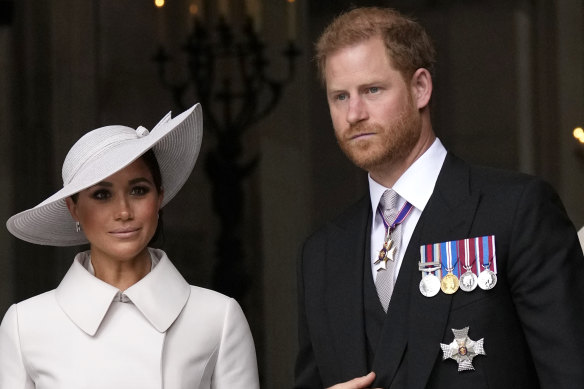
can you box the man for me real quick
[295,7,584,389]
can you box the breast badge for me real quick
[440,327,485,371]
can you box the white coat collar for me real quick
[55,248,190,336]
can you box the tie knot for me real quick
[380,189,399,211]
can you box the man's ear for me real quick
[65,197,78,221]
[411,68,433,109]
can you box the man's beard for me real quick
[336,103,421,172]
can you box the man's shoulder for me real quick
[304,195,369,244]
[445,153,549,193]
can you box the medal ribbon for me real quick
[482,236,489,268]
[420,244,439,276]
[474,235,497,274]
[421,236,495,282]
[457,238,466,274]
[461,238,473,271]
[470,237,479,275]
[377,201,414,235]
[475,237,482,273]
[489,235,497,273]
[443,240,459,277]
[433,242,442,279]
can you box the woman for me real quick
[0,104,260,388]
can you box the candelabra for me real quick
[153,9,300,302]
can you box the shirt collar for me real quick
[369,137,447,212]
[55,248,190,336]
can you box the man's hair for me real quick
[315,7,436,85]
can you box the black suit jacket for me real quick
[295,154,584,389]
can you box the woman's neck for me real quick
[89,249,151,291]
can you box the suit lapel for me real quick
[325,197,371,379]
[370,154,481,388]
[407,154,480,389]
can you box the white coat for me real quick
[0,249,259,389]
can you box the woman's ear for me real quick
[411,68,433,109]
[65,197,78,221]
[157,189,164,210]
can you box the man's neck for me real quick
[370,129,436,188]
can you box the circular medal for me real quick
[478,269,497,290]
[440,273,459,294]
[459,271,478,292]
[419,274,441,297]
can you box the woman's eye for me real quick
[91,190,111,200]
[131,186,150,196]
[336,93,347,101]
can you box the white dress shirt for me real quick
[0,248,259,389]
[369,138,447,281]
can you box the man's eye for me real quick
[368,87,379,93]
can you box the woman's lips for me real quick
[109,227,140,238]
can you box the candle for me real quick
[287,0,296,41]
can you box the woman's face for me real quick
[66,158,163,264]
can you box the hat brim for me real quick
[6,103,203,246]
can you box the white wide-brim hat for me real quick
[6,103,203,246]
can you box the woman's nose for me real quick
[115,197,133,220]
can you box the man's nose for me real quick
[346,96,368,125]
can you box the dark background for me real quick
[1,0,583,387]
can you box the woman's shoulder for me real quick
[10,290,57,314]
[1,290,58,331]
[182,286,248,324]
[186,285,238,308]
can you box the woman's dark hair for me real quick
[141,149,163,194]
[141,149,165,246]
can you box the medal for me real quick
[440,273,459,294]
[476,236,497,290]
[420,273,441,297]
[418,245,441,297]
[375,199,414,269]
[375,233,396,270]
[441,327,485,371]
[459,238,478,292]
[420,236,496,295]
[384,240,397,262]
[478,269,497,290]
[459,271,478,292]
[440,241,459,294]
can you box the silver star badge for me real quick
[440,327,485,371]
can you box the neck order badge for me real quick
[375,201,414,270]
